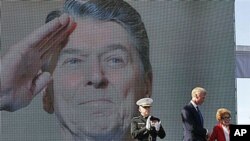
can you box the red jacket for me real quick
[209,124,229,141]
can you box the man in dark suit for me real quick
[181,87,209,141]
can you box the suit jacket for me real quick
[209,124,228,141]
[181,102,207,141]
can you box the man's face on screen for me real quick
[52,18,148,138]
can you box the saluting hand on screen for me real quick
[0,14,76,112]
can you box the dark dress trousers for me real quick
[181,102,207,141]
[131,115,166,141]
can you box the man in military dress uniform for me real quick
[131,98,166,141]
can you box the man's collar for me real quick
[140,115,149,119]
[190,100,198,108]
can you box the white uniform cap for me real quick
[136,98,153,107]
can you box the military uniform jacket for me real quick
[131,115,166,141]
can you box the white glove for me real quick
[146,116,151,130]
[154,121,161,131]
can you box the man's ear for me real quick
[144,71,153,98]
[138,106,141,112]
[43,81,54,114]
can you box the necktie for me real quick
[196,106,204,127]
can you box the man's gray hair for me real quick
[45,0,151,74]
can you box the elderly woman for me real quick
[209,108,231,141]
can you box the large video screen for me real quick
[1,1,235,141]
